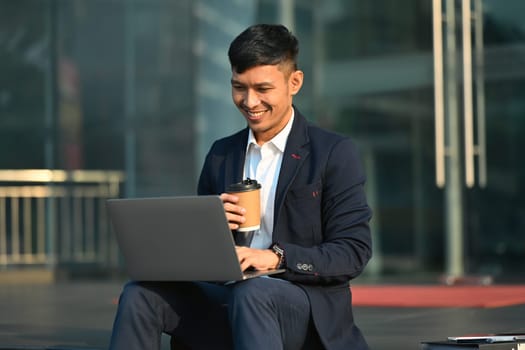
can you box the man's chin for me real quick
[246,122,267,135]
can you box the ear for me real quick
[289,70,304,95]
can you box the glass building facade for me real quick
[1,0,524,281]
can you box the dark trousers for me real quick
[109,277,323,350]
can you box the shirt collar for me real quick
[246,108,295,153]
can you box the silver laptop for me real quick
[107,195,285,282]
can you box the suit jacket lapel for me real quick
[274,111,310,229]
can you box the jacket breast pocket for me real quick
[287,181,322,202]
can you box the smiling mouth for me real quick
[245,109,267,119]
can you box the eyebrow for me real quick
[230,79,275,88]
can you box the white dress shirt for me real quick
[243,110,295,249]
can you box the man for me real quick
[109,24,372,350]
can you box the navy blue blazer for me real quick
[197,110,372,349]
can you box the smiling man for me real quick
[109,24,372,350]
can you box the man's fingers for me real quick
[220,193,239,204]
[224,202,246,215]
[229,223,240,230]
[221,193,246,229]
[226,211,245,224]
[235,247,277,271]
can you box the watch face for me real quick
[272,244,284,256]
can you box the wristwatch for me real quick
[270,243,286,269]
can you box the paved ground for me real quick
[0,280,174,350]
[0,279,524,350]
[0,281,126,350]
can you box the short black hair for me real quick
[228,24,299,74]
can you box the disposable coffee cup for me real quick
[226,178,261,232]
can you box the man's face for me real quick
[231,64,303,145]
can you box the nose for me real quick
[243,89,260,109]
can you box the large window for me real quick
[1,0,524,280]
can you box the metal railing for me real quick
[0,169,124,272]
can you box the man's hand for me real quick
[235,246,280,271]
[220,193,246,230]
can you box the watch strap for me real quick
[270,243,285,269]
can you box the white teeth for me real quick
[248,111,265,117]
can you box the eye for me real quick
[232,84,246,91]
